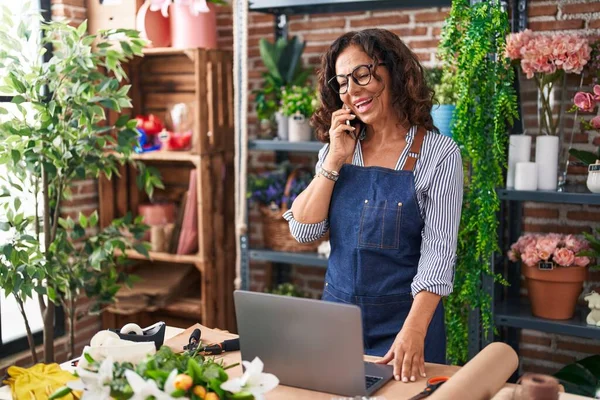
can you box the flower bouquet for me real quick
[507,233,591,320]
[50,346,278,400]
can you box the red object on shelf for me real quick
[158,129,192,151]
[136,114,165,136]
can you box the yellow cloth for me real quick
[3,363,77,400]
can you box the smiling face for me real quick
[334,45,393,126]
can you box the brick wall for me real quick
[227,0,600,374]
[0,0,98,374]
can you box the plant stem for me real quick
[15,294,38,363]
[41,165,55,363]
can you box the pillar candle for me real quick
[535,135,559,191]
[515,162,538,191]
[506,134,532,188]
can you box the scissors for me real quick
[407,376,450,399]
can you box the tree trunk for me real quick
[42,166,55,363]
[15,295,38,363]
[66,297,76,360]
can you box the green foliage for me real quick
[425,67,458,105]
[579,227,600,271]
[254,36,311,121]
[266,282,307,298]
[0,5,162,360]
[569,148,600,166]
[439,0,518,364]
[280,85,319,117]
[554,355,600,397]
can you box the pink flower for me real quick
[553,248,575,267]
[593,85,600,100]
[536,236,559,255]
[507,245,519,262]
[522,249,541,267]
[592,116,600,129]
[505,29,533,60]
[573,256,591,267]
[574,92,596,112]
[563,234,587,253]
[516,234,537,253]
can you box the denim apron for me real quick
[322,127,446,363]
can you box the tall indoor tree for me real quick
[438,0,519,363]
[0,5,161,361]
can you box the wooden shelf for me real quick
[142,47,199,56]
[124,250,203,266]
[159,297,203,320]
[130,151,200,163]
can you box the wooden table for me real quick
[165,325,592,400]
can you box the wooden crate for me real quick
[99,48,236,332]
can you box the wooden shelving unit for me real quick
[100,47,236,332]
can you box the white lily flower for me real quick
[163,369,179,395]
[125,369,177,400]
[67,355,113,400]
[220,357,279,400]
[190,0,210,15]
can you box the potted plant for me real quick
[254,36,311,140]
[425,67,458,138]
[571,84,600,193]
[507,233,591,320]
[149,0,227,49]
[280,85,319,142]
[0,12,161,362]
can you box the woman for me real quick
[283,29,463,383]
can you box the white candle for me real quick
[535,135,559,191]
[515,162,538,191]
[506,134,532,188]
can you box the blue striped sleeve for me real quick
[283,143,330,243]
[411,146,463,297]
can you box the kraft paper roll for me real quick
[507,135,532,188]
[535,135,559,191]
[515,162,538,191]
[429,342,518,400]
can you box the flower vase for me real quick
[431,104,455,138]
[288,114,312,142]
[587,161,600,193]
[523,263,587,320]
[169,2,217,49]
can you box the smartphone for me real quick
[346,114,362,139]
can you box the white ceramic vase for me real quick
[587,161,600,194]
[288,113,312,142]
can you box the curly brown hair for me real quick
[311,28,437,142]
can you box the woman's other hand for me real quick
[375,327,427,382]
[323,107,359,171]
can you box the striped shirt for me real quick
[283,126,464,297]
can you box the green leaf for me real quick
[133,243,149,258]
[569,149,598,166]
[115,114,131,128]
[11,95,26,104]
[77,20,88,37]
[46,286,56,302]
[89,210,98,227]
[0,221,10,231]
[79,213,88,229]
[8,72,26,94]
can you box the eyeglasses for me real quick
[327,63,384,95]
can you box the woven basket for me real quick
[260,168,328,252]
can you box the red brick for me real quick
[520,348,577,364]
[257,153,275,163]
[562,2,600,14]
[522,224,591,235]
[249,25,276,37]
[590,20,600,29]
[432,27,443,36]
[291,20,346,31]
[302,32,346,42]
[566,211,600,221]
[528,4,558,17]
[557,340,600,354]
[520,333,552,347]
[61,196,99,208]
[573,133,591,143]
[304,44,333,55]
[391,27,428,38]
[409,39,440,49]
[73,180,97,195]
[350,15,409,27]
[310,11,364,20]
[414,11,449,23]
[520,361,561,376]
[52,0,85,6]
[593,136,600,146]
[529,19,585,31]
[215,4,232,14]
[217,17,233,27]
[250,13,273,24]
[416,52,432,63]
[523,208,559,219]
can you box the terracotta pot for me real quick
[523,263,587,320]
[169,2,217,49]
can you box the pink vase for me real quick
[169,2,217,49]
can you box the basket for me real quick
[259,168,328,252]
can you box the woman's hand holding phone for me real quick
[323,106,360,172]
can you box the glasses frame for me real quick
[327,63,384,95]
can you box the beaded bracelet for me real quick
[317,166,339,182]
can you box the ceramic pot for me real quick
[169,2,217,49]
[275,112,288,140]
[587,161,600,193]
[523,263,587,320]
[431,104,455,138]
[288,114,312,142]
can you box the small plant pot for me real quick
[587,161,600,194]
[275,111,289,140]
[523,263,587,320]
[431,104,455,138]
[169,2,217,49]
[288,114,312,142]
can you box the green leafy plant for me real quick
[438,0,518,364]
[579,227,600,271]
[280,85,319,118]
[425,67,458,105]
[266,282,307,298]
[254,36,311,121]
[554,355,600,397]
[0,6,162,362]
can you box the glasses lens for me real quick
[353,65,371,86]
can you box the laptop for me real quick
[233,290,394,397]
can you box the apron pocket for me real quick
[358,200,402,249]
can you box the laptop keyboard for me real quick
[365,375,382,389]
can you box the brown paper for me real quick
[429,342,519,400]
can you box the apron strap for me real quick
[402,126,426,172]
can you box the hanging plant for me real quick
[438,0,519,364]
